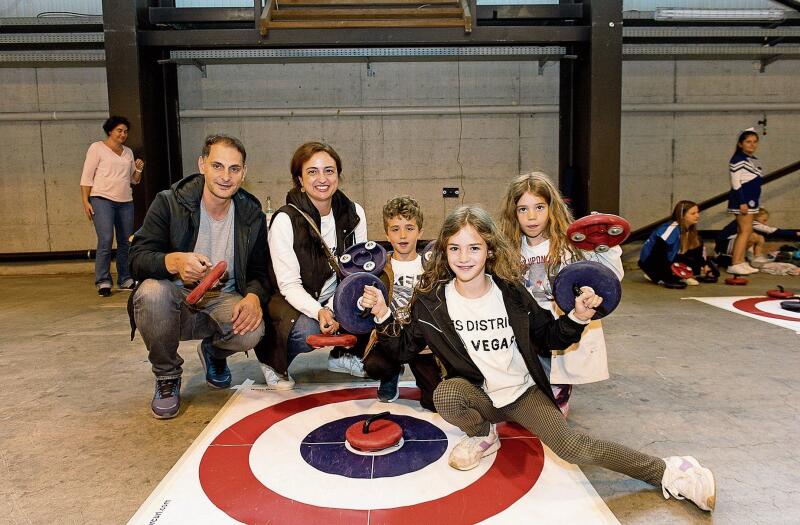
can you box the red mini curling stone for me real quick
[767,285,794,299]
[345,412,403,453]
[725,276,748,286]
[671,262,693,279]
[186,261,228,305]
[567,213,631,253]
[306,333,358,349]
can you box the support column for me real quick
[559,0,622,216]
[102,0,182,227]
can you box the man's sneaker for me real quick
[260,363,295,390]
[377,369,402,402]
[197,342,231,389]
[327,353,367,378]
[97,283,112,297]
[118,278,135,290]
[727,262,758,275]
[661,456,716,512]
[448,424,501,471]
[151,377,181,419]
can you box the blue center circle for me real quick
[300,414,448,479]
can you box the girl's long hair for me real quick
[417,205,522,294]
[498,172,582,276]
[672,200,701,252]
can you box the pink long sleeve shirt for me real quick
[80,141,138,202]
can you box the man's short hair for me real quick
[382,195,424,231]
[202,134,247,164]
[289,141,342,189]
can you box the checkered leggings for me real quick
[433,378,665,485]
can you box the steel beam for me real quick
[149,7,254,24]
[137,26,589,48]
[475,4,583,21]
[103,0,182,228]
[559,0,623,216]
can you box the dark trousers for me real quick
[363,347,441,411]
[638,237,673,283]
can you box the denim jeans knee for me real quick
[134,279,186,377]
[286,314,322,366]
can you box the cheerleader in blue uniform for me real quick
[726,128,763,275]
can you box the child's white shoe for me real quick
[661,456,716,511]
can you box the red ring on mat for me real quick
[199,387,544,524]
[732,297,800,322]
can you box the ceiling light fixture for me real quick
[654,8,786,22]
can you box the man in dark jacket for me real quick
[128,134,269,419]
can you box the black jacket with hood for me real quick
[126,173,270,335]
[376,276,586,407]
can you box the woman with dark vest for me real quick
[255,142,368,388]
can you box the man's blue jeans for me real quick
[133,279,264,378]
[90,196,133,287]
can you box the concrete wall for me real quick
[0,67,108,253]
[0,58,798,253]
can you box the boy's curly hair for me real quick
[382,195,424,231]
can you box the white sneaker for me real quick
[661,456,716,511]
[327,353,367,378]
[683,277,700,286]
[744,262,759,273]
[750,255,774,268]
[727,262,758,275]
[448,424,501,471]
[259,363,295,390]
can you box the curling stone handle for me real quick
[363,411,391,434]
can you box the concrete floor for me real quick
[1,263,798,524]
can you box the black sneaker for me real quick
[151,377,181,419]
[97,286,112,297]
[377,368,402,403]
[659,278,687,289]
[197,342,232,389]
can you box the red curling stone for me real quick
[725,276,748,286]
[306,333,357,349]
[767,286,794,299]
[671,262,693,279]
[345,412,403,453]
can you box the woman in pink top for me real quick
[80,116,145,296]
